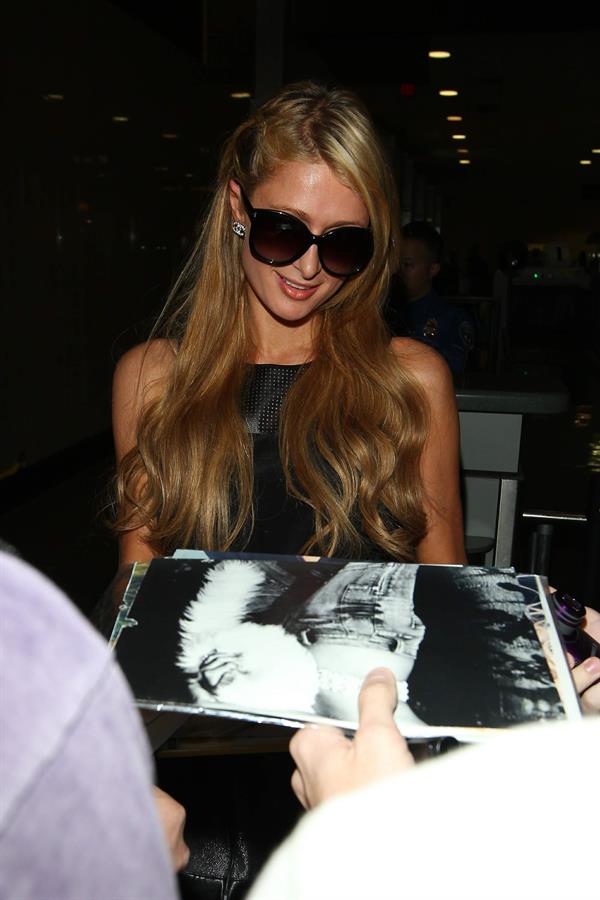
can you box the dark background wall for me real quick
[3,1,247,470]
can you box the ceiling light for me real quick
[43,93,64,101]
[459,159,471,165]
[592,148,600,154]
[457,148,469,154]
[429,50,451,59]
[439,89,458,97]
[580,159,592,165]
[447,115,463,122]
[162,132,179,139]
[230,91,251,99]
[112,115,129,123]
[452,134,466,140]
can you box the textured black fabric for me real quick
[240,364,315,556]
[243,363,305,435]
[246,433,315,555]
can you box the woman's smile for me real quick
[275,271,322,301]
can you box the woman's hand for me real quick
[570,607,600,714]
[289,668,414,810]
[153,785,190,871]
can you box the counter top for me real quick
[455,373,569,414]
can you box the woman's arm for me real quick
[112,339,175,566]
[392,338,467,565]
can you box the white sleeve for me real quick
[248,717,600,900]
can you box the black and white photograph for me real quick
[112,556,579,740]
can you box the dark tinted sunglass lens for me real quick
[251,211,308,263]
[321,228,373,276]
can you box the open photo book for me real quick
[109,553,582,744]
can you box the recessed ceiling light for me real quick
[452,134,467,140]
[579,159,592,165]
[592,148,600,154]
[43,93,64,101]
[162,133,179,139]
[439,89,458,97]
[112,115,129,123]
[457,148,469,154]
[447,115,463,122]
[459,159,471,165]
[429,50,451,59]
[230,91,251,99]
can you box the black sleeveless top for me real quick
[241,363,314,555]
[240,364,393,561]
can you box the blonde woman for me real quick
[112,81,466,572]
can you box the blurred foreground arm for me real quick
[0,552,177,900]
[250,691,599,900]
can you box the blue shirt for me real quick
[406,291,475,375]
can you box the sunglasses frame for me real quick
[236,182,373,277]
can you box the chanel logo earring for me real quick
[232,221,246,238]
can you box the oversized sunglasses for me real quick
[237,184,373,277]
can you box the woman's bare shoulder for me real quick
[390,336,453,393]
[115,339,175,383]
[113,339,176,402]
[112,340,176,459]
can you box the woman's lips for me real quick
[276,272,320,301]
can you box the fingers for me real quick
[583,606,600,642]
[291,767,308,809]
[289,724,348,768]
[287,669,413,812]
[357,667,398,729]
[289,725,350,811]
[572,656,600,715]
[581,681,600,715]
[571,605,600,714]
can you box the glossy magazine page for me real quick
[111,556,581,742]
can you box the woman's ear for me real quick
[229,179,244,222]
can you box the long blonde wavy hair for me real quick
[114,81,429,559]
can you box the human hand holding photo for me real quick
[570,606,600,714]
[289,667,414,810]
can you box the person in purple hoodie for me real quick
[0,550,182,900]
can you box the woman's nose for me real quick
[293,243,322,279]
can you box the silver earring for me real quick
[232,221,246,238]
